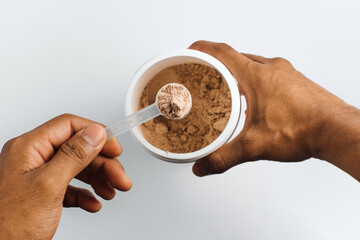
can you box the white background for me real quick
[1,0,360,239]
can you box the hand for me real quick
[190,41,360,181]
[0,114,132,240]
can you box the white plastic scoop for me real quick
[105,83,192,140]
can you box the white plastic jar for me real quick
[125,49,242,163]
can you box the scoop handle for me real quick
[105,103,161,140]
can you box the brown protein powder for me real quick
[139,63,232,153]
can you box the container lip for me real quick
[125,49,241,162]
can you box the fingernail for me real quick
[193,164,208,177]
[81,124,105,147]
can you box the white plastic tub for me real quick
[125,49,241,163]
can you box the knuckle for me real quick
[271,57,285,63]
[271,57,292,67]
[190,40,207,49]
[2,137,24,153]
[190,41,234,56]
[59,141,87,162]
[213,42,231,53]
[3,138,15,151]
[272,57,284,61]
[58,113,75,120]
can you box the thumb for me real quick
[192,129,260,177]
[45,124,106,183]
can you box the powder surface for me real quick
[139,63,232,153]
[157,83,191,119]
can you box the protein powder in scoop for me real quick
[156,83,192,119]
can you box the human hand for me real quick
[190,41,360,179]
[0,114,132,240]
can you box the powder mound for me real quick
[139,63,232,153]
[157,83,191,119]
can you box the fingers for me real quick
[189,40,250,66]
[193,128,262,176]
[89,155,132,191]
[242,53,269,64]
[189,41,256,99]
[189,41,266,176]
[75,155,132,199]
[43,124,106,184]
[189,41,251,76]
[102,138,123,158]
[63,185,102,213]
[22,113,122,162]
[88,172,116,200]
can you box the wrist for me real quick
[310,103,360,180]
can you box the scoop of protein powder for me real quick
[156,83,192,120]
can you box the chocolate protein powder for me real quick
[139,63,232,153]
